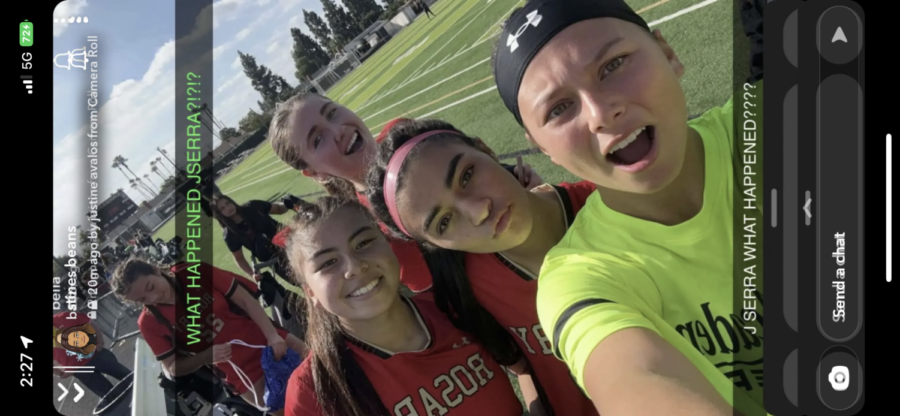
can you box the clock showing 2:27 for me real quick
[20,336,32,387]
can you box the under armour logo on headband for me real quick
[507,10,543,53]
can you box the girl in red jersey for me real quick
[266,94,543,293]
[111,259,307,415]
[363,119,599,416]
[281,196,527,416]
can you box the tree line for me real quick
[112,1,414,207]
[236,0,415,134]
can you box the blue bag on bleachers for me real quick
[260,346,303,411]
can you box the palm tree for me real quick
[113,155,140,180]
[151,164,168,184]
[117,161,155,195]
[129,180,150,200]
[157,147,178,171]
[143,174,161,192]
[111,159,134,184]
[153,158,173,177]
[136,177,158,198]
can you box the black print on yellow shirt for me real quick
[674,301,764,391]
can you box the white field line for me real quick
[337,77,368,101]
[647,0,719,27]
[358,34,495,112]
[367,86,498,135]
[363,0,719,112]
[362,56,491,122]
[476,0,525,44]
[228,0,720,189]
[356,0,510,111]
[222,166,297,194]
[217,154,280,184]
[407,0,492,77]
[352,0,481,111]
[229,160,291,184]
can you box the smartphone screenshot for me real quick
[20,0,893,415]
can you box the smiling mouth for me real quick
[347,276,383,298]
[345,130,364,155]
[607,125,655,166]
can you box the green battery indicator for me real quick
[20,20,33,47]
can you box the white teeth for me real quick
[345,132,359,155]
[609,127,646,154]
[349,277,380,298]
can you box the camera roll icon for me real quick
[828,366,850,391]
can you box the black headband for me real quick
[493,0,650,126]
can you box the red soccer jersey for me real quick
[465,182,598,416]
[137,262,287,394]
[285,294,522,416]
[53,311,94,367]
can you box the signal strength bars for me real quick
[21,75,32,94]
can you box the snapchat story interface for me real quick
[51,2,119,415]
[35,0,888,416]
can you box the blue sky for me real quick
[51,0,369,255]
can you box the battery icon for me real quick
[20,20,33,47]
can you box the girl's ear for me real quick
[472,137,500,162]
[653,29,685,79]
[302,284,319,307]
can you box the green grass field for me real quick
[155,0,742,276]
[152,0,743,410]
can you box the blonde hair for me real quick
[269,92,359,199]
[270,92,317,171]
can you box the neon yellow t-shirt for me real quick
[537,97,766,415]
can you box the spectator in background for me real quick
[53,311,131,399]
[211,194,292,282]
[419,0,436,19]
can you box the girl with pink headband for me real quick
[365,118,599,416]
[268,93,543,293]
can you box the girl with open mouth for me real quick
[493,0,765,415]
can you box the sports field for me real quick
[154,0,743,280]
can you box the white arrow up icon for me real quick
[832,27,848,43]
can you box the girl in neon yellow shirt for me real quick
[492,0,765,415]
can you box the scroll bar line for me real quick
[889,134,892,282]
[772,189,777,227]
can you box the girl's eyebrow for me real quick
[424,153,464,232]
[531,36,626,113]
[306,102,331,145]
[590,37,625,68]
[311,226,372,259]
